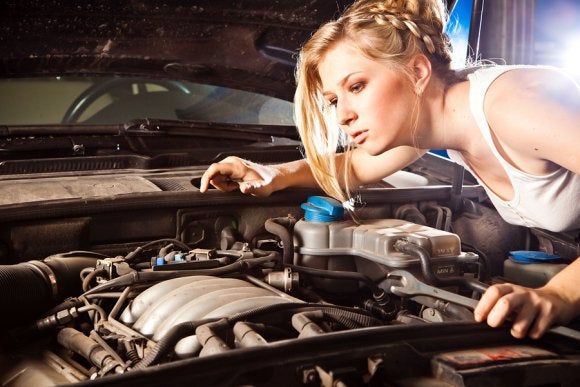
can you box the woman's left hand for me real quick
[474,282,574,339]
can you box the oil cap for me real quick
[300,196,344,222]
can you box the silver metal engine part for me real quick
[120,275,301,357]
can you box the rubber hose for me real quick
[134,318,219,369]
[264,216,296,265]
[137,302,377,368]
[287,264,384,298]
[323,308,383,329]
[394,239,488,294]
[84,252,281,296]
[0,255,98,327]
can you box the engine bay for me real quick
[2,0,580,384]
[0,185,579,387]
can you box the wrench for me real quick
[387,269,580,341]
[387,269,479,309]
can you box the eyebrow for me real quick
[322,71,363,97]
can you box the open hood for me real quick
[0,0,353,100]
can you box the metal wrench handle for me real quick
[387,269,580,341]
[387,269,479,309]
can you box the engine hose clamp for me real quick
[27,260,59,298]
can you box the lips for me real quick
[350,129,368,145]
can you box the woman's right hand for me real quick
[200,156,278,197]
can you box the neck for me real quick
[414,77,473,152]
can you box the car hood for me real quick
[0,0,351,100]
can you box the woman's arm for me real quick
[475,68,580,339]
[199,156,317,196]
[200,146,425,196]
[475,258,580,339]
[345,146,426,186]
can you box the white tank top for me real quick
[447,65,580,233]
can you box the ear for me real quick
[408,54,432,95]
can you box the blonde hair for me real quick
[294,0,454,204]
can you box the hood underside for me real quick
[0,0,353,100]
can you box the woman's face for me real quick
[319,41,417,155]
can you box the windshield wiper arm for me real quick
[123,118,299,142]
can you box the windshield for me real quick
[0,76,295,126]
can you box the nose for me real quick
[336,101,356,127]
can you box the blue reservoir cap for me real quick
[509,250,561,264]
[155,257,165,266]
[300,196,344,222]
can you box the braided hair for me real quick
[294,0,455,204]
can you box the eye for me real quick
[325,97,337,108]
[350,82,364,93]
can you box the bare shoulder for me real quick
[483,67,580,173]
[486,67,580,108]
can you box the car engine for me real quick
[0,191,578,387]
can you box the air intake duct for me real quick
[0,253,98,328]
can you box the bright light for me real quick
[561,33,580,80]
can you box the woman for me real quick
[200,0,580,339]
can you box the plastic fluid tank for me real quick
[293,196,465,284]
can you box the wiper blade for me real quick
[0,119,300,142]
[123,118,299,142]
[0,124,123,137]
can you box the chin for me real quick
[360,143,394,156]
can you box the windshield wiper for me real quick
[123,118,299,142]
[0,118,300,142]
[0,124,123,137]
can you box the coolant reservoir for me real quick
[293,196,357,292]
[293,197,465,281]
